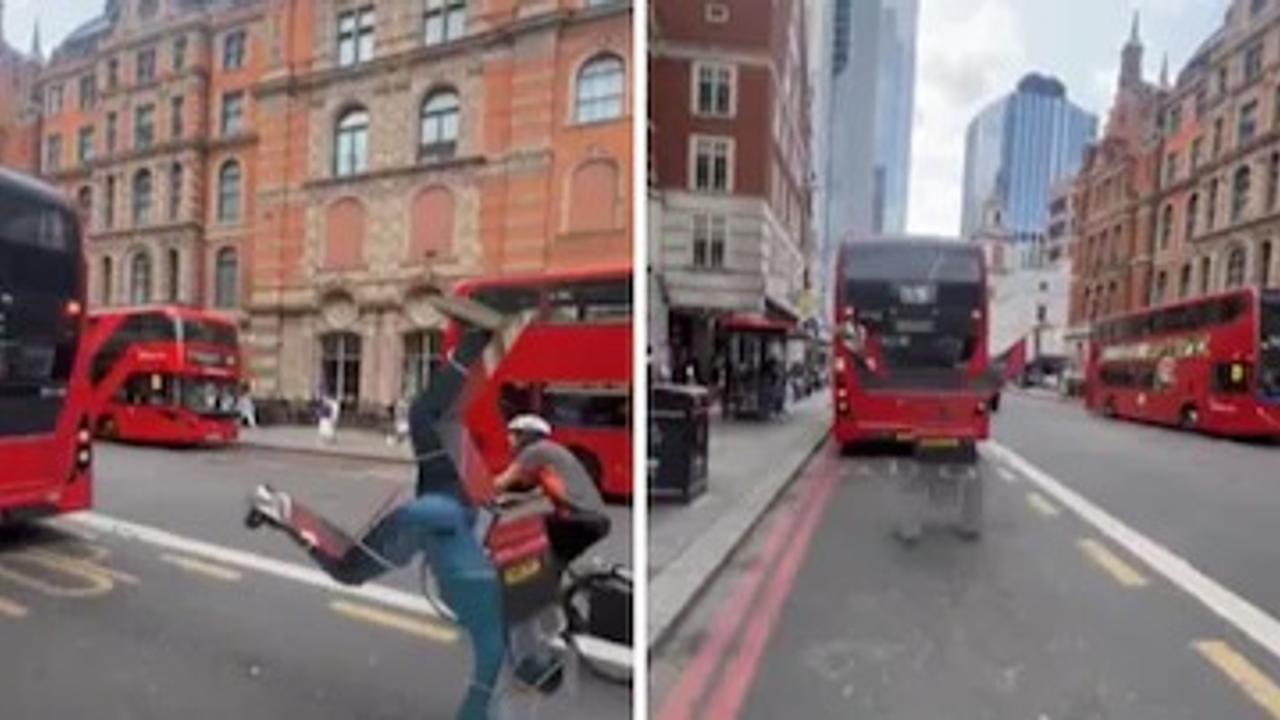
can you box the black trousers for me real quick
[545,509,612,568]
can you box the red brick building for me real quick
[2,0,632,411]
[648,0,811,378]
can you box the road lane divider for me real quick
[985,441,1280,665]
[0,594,28,618]
[1026,491,1061,517]
[66,512,632,672]
[1078,538,1148,588]
[330,599,458,644]
[161,553,242,582]
[1194,640,1280,718]
[996,467,1018,484]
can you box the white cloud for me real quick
[907,0,1028,236]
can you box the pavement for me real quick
[652,391,1280,719]
[647,391,831,647]
[0,443,630,718]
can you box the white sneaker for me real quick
[250,485,292,526]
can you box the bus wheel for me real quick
[96,416,118,440]
[1180,405,1200,430]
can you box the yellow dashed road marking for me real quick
[25,548,139,585]
[330,599,459,644]
[1078,538,1148,588]
[160,554,242,582]
[0,595,28,619]
[1195,640,1280,718]
[1026,491,1060,517]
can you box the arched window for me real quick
[420,90,460,160]
[214,247,238,308]
[567,159,620,232]
[409,187,454,259]
[132,169,153,225]
[325,198,366,269]
[320,332,362,405]
[129,251,153,305]
[1179,263,1192,298]
[1185,193,1199,241]
[1226,246,1247,288]
[166,248,180,302]
[575,54,624,123]
[401,329,443,396]
[218,160,242,222]
[334,107,369,177]
[1160,204,1173,249]
[101,256,114,306]
[1232,165,1252,223]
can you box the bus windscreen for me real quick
[182,319,238,348]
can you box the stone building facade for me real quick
[5,0,632,412]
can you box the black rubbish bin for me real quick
[648,384,710,503]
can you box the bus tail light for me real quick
[65,300,83,317]
[75,419,92,471]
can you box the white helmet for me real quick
[507,414,552,437]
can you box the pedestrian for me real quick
[317,393,339,445]
[238,386,258,429]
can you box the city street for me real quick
[0,443,631,718]
[652,392,1280,719]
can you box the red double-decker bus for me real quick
[0,169,93,520]
[832,238,993,456]
[1086,287,1280,437]
[86,306,243,445]
[447,267,632,500]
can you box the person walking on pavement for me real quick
[317,393,339,445]
[237,385,258,429]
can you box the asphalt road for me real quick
[652,392,1280,719]
[0,443,631,719]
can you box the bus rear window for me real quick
[543,390,629,428]
[182,320,238,347]
[547,280,631,323]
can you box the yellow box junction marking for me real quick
[1026,491,1061,517]
[0,595,28,619]
[160,554,242,582]
[1078,538,1148,588]
[330,599,459,644]
[1195,640,1280,718]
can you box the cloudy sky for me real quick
[908,0,1228,236]
[1,0,96,56]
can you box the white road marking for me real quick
[986,441,1280,663]
[996,467,1018,484]
[66,511,632,671]
[161,553,243,582]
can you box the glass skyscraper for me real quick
[961,73,1097,243]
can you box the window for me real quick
[1186,193,1199,241]
[106,112,118,154]
[44,135,62,172]
[79,74,96,110]
[419,90,459,160]
[132,169,153,225]
[334,108,369,177]
[1262,241,1274,286]
[424,0,466,46]
[320,332,362,405]
[1201,256,1213,294]
[76,187,92,226]
[137,47,156,84]
[169,163,183,220]
[691,135,732,192]
[1164,152,1178,185]
[105,175,116,229]
[1160,204,1174,249]
[705,2,730,22]
[217,161,242,223]
[135,104,155,149]
[1246,43,1264,83]
[139,0,158,18]
[1207,177,1220,230]
[1226,246,1247,288]
[1239,100,1259,144]
[77,127,94,164]
[694,63,734,117]
[171,95,184,139]
[1233,165,1252,223]
[1254,0,1268,16]
[101,257,114,306]
[214,248,238,308]
[1191,137,1204,170]
[166,248,180,302]
[46,84,63,114]
[223,30,247,70]
[1213,117,1225,156]
[1220,66,1230,95]
[1153,272,1167,305]
[575,54,625,123]
[173,35,187,72]
[1168,105,1182,134]
[692,214,727,269]
[107,58,119,90]
[1179,264,1192,298]
[401,330,443,397]
[337,7,375,67]
[129,251,153,305]
[221,91,244,136]
[1271,153,1280,210]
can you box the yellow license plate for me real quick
[503,557,542,585]
[919,438,960,449]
